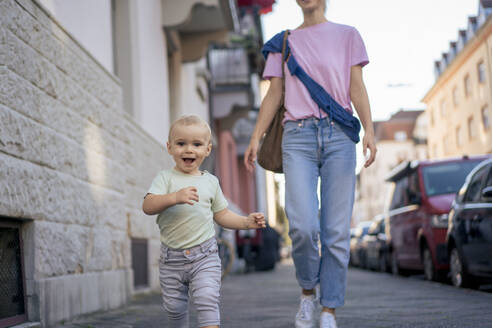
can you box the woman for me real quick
[244,1,376,327]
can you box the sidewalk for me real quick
[55,260,299,328]
[56,260,492,328]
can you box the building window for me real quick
[482,105,491,130]
[131,238,149,288]
[468,116,476,140]
[464,74,472,97]
[456,126,463,147]
[452,87,459,107]
[443,136,449,155]
[478,60,486,83]
[0,220,27,327]
[440,99,447,117]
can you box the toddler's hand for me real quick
[247,212,266,229]
[175,186,199,205]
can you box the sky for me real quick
[261,0,480,122]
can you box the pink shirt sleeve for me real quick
[262,52,283,79]
[350,28,369,67]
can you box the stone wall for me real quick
[0,0,170,326]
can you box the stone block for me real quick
[34,221,88,277]
[127,208,156,239]
[0,153,128,228]
[0,103,126,192]
[0,0,122,112]
[3,28,59,97]
[0,67,84,144]
[111,230,131,269]
[148,238,162,290]
[37,269,130,326]
[84,227,113,272]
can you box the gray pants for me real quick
[159,238,221,327]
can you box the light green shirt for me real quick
[147,168,228,249]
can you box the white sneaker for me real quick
[295,294,319,328]
[319,312,337,328]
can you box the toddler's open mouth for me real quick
[183,158,196,164]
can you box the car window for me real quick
[407,172,420,204]
[464,166,489,203]
[390,178,409,209]
[422,160,484,197]
[486,165,492,188]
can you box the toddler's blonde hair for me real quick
[168,115,212,142]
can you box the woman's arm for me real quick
[350,65,377,168]
[214,209,266,229]
[142,186,199,215]
[244,77,283,171]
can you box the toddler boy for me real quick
[142,115,265,328]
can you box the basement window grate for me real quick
[131,238,149,288]
[0,222,27,327]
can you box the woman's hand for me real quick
[244,138,260,172]
[350,65,376,168]
[363,132,377,168]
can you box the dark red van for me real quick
[385,155,491,281]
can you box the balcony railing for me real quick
[209,47,250,88]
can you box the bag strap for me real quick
[280,30,289,106]
[282,31,361,142]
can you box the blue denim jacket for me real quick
[262,31,361,144]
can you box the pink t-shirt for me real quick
[263,21,369,122]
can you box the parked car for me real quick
[385,155,490,281]
[447,158,492,288]
[349,221,372,267]
[360,215,389,272]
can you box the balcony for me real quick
[208,46,252,119]
[162,0,239,62]
[209,47,250,88]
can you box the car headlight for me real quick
[431,214,449,228]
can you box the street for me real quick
[55,261,492,328]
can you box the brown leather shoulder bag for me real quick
[257,31,289,173]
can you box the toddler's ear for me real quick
[206,142,212,155]
[166,141,171,153]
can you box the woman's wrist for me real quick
[250,134,261,144]
[363,127,374,136]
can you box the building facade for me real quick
[423,0,492,159]
[354,110,427,224]
[0,0,264,327]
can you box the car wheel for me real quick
[450,247,477,288]
[423,247,436,281]
[379,252,387,272]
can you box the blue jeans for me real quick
[282,117,356,308]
